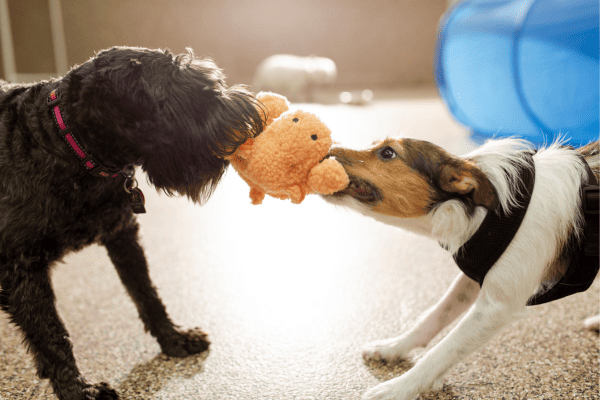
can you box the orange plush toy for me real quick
[227,92,349,205]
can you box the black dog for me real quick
[0,46,263,400]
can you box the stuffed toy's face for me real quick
[252,110,333,183]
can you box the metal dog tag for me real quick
[128,187,146,214]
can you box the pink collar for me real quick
[48,88,119,178]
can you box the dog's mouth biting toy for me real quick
[336,176,380,203]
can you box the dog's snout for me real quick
[328,147,342,157]
[327,147,346,162]
[327,147,362,168]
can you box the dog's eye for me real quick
[293,118,299,123]
[311,134,317,141]
[379,146,397,160]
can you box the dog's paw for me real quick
[361,376,419,400]
[584,315,600,331]
[160,327,210,358]
[82,382,119,400]
[362,336,413,363]
[431,377,444,391]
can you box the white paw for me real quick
[362,335,414,362]
[584,315,600,331]
[431,377,444,391]
[361,376,419,400]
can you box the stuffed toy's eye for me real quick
[311,134,318,141]
[293,118,299,123]
[379,146,397,160]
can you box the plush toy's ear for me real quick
[257,92,290,126]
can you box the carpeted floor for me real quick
[1,87,598,400]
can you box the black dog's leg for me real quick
[102,220,209,357]
[0,264,118,400]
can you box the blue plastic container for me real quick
[435,0,599,146]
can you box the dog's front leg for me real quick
[102,220,209,357]
[363,272,479,362]
[0,264,118,400]
[362,288,522,400]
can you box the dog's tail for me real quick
[578,141,600,181]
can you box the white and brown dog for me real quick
[323,137,599,400]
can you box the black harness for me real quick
[444,151,599,306]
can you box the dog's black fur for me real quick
[0,46,264,400]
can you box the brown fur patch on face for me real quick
[330,139,432,218]
[330,138,498,217]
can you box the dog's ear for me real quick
[439,158,498,210]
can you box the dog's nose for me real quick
[328,146,342,158]
[327,146,352,165]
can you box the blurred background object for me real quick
[0,0,446,92]
[436,0,599,146]
[0,0,68,83]
[339,89,373,105]
[252,54,337,103]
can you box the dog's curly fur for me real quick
[0,46,264,400]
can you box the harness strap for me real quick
[48,89,119,178]
[450,152,535,286]
[526,160,599,305]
